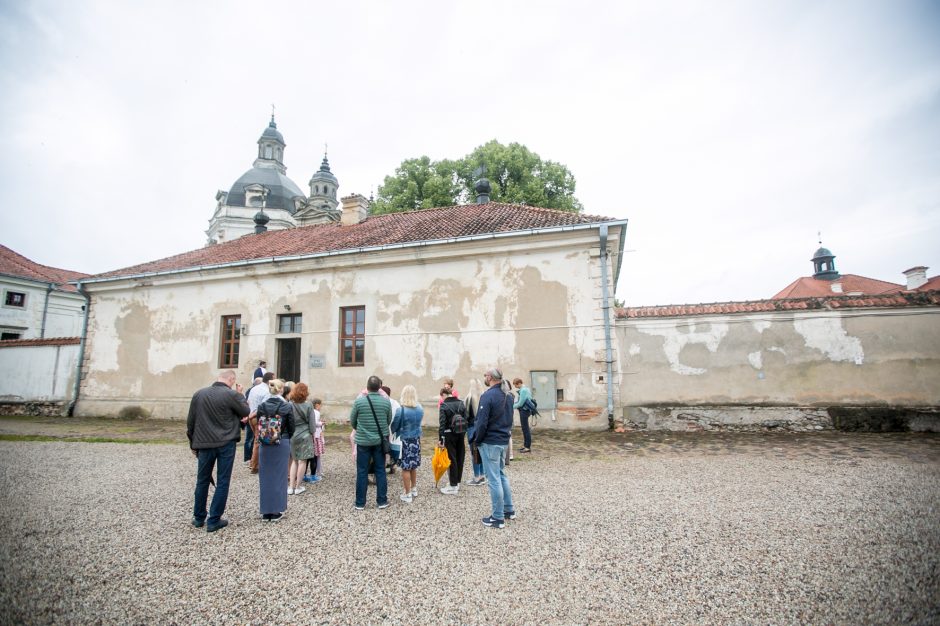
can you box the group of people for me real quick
[187,363,325,530]
[187,364,528,531]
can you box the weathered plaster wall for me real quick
[75,229,621,429]
[617,308,940,430]
[0,343,78,405]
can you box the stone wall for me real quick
[616,306,940,431]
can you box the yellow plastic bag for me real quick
[432,445,451,484]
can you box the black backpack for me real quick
[446,400,468,434]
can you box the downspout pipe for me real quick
[599,225,615,429]
[40,282,54,339]
[68,282,91,417]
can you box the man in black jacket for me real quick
[187,370,249,532]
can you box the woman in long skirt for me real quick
[257,379,294,522]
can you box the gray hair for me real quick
[484,367,503,381]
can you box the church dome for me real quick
[226,167,306,213]
[309,154,339,187]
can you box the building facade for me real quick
[75,198,628,429]
[0,245,87,341]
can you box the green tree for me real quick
[370,140,582,214]
[369,156,462,215]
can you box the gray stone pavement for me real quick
[0,431,937,624]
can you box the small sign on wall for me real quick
[309,354,326,369]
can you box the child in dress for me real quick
[304,399,324,482]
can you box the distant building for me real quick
[205,116,343,244]
[0,245,87,340]
[772,244,938,298]
[615,242,940,432]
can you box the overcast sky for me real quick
[1,0,938,305]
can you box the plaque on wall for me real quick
[309,354,326,369]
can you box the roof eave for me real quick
[75,219,630,287]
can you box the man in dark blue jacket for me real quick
[472,367,516,528]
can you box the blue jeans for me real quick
[480,442,514,520]
[519,409,532,448]
[356,444,388,507]
[243,423,254,462]
[193,440,236,526]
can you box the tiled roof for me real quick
[617,290,940,319]
[916,275,940,291]
[89,203,618,280]
[0,337,81,348]
[0,245,89,292]
[771,274,903,299]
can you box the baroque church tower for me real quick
[206,116,342,244]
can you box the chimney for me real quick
[903,266,928,290]
[341,194,370,226]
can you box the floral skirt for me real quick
[398,437,421,470]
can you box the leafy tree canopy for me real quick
[370,140,582,214]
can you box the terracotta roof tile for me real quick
[616,290,940,319]
[90,203,617,281]
[0,245,89,292]
[771,274,903,299]
[916,275,940,291]
[0,337,81,348]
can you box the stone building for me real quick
[75,193,628,429]
[0,245,87,340]
[205,116,343,245]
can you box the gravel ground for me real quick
[0,434,938,625]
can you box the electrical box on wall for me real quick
[530,370,557,409]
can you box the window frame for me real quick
[339,306,365,367]
[277,313,302,334]
[3,290,26,308]
[219,315,241,368]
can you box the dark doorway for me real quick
[277,338,301,383]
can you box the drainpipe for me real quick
[68,282,91,417]
[599,225,615,429]
[40,282,54,338]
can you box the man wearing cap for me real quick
[472,367,516,528]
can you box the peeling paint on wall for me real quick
[751,319,771,333]
[638,321,729,375]
[747,351,762,370]
[628,344,641,356]
[793,317,864,364]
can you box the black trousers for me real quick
[444,431,466,487]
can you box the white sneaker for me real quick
[287,487,294,495]
[440,485,458,495]
[399,493,413,503]
[294,486,306,495]
[411,487,417,497]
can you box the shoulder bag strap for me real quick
[365,395,384,438]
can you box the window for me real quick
[4,291,26,308]
[339,306,365,366]
[219,315,241,368]
[278,313,302,333]
[1,332,21,341]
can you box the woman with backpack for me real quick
[439,386,468,494]
[512,377,533,453]
[257,378,294,522]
